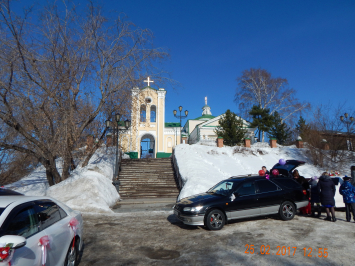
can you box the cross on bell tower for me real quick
[144,77,154,87]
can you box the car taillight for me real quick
[302,190,307,195]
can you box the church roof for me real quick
[165,122,181,127]
[193,114,216,120]
[141,86,158,91]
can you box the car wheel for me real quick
[64,238,79,266]
[279,201,296,221]
[205,209,225,230]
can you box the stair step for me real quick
[119,193,179,197]
[119,177,175,179]
[119,186,179,189]
[119,176,176,179]
[120,196,179,199]
[117,158,179,200]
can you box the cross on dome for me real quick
[202,96,212,115]
[144,77,154,87]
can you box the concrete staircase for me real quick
[118,158,180,199]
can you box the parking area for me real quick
[78,208,354,266]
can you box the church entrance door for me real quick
[140,134,155,159]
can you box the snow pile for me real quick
[174,143,351,201]
[6,142,352,212]
[6,147,120,213]
[4,165,50,196]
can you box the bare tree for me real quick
[235,68,310,141]
[304,103,355,169]
[0,147,38,185]
[0,0,168,185]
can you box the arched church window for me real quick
[150,105,156,122]
[140,104,146,122]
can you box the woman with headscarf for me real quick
[317,172,336,222]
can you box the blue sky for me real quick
[103,0,355,125]
[16,0,355,125]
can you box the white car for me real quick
[331,177,345,208]
[0,190,83,266]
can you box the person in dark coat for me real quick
[293,169,310,214]
[339,176,355,222]
[309,176,321,217]
[293,170,309,192]
[262,166,270,175]
[317,172,336,222]
[351,166,355,187]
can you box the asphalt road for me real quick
[78,206,355,266]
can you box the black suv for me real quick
[173,160,308,230]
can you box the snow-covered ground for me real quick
[5,147,120,213]
[4,143,352,212]
[174,143,352,201]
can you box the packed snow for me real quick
[4,143,353,212]
[5,147,120,213]
[174,143,352,201]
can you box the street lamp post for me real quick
[105,114,131,180]
[340,113,354,151]
[173,106,188,144]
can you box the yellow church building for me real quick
[119,78,254,159]
[119,78,182,159]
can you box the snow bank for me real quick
[174,143,350,200]
[4,165,49,196]
[46,170,119,213]
[6,147,120,213]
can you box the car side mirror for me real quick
[0,235,26,249]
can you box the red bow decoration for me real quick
[69,218,79,250]
[69,217,79,231]
[38,235,50,266]
[0,247,10,260]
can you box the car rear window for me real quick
[273,178,302,189]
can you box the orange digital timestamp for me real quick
[244,244,328,257]
[303,247,328,258]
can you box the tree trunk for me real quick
[45,168,55,186]
[61,155,72,181]
[44,158,62,186]
[258,129,261,142]
[82,128,108,167]
[70,157,76,171]
[262,131,265,142]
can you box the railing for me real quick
[172,149,184,190]
[112,149,123,192]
